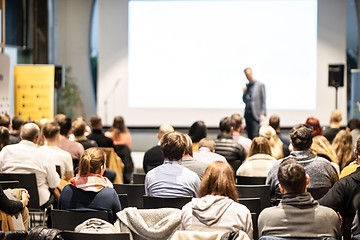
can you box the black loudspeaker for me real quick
[54,65,65,89]
[328,64,344,87]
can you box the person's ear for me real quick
[279,183,286,194]
[306,174,310,186]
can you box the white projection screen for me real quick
[98,0,347,127]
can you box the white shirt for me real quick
[0,140,60,206]
[39,145,73,177]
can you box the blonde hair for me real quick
[310,135,338,164]
[332,130,353,170]
[248,137,272,158]
[259,125,284,159]
[79,147,106,176]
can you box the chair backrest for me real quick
[61,231,131,240]
[143,196,192,209]
[0,180,20,189]
[238,197,261,215]
[118,194,128,209]
[133,173,146,184]
[307,187,330,200]
[56,165,61,177]
[113,184,145,208]
[0,173,40,210]
[51,209,109,231]
[236,185,270,211]
[236,176,266,185]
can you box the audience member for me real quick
[193,138,226,164]
[145,131,200,198]
[305,116,323,137]
[236,137,276,177]
[37,118,50,146]
[181,161,253,238]
[180,134,209,179]
[0,123,60,207]
[188,121,207,153]
[347,118,360,150]
[72,119,98,150]
[87,115,114,148]
[323,110,342,143]
[0,126,10,151]
[266,124,338,199]
[269,115,290,146]
[143,124,174,173]
[215,117,245,172]
[105,116,131,147]
[10,116,23,144]
[340,160,359,179]
[259,158,341,239]
[231,113,252,156]
[39,122,74,180]
[59,147,121,223]
[332,130,353,171]
[0,114,18,145]
[259,125,289,159]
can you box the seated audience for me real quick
[0,123,60,207]
[40,122,74,180]
[258,158,341,239]
[188,121,207,153]
[143,124,174,173]
[145,131,200,198]
[105,116,131,147]
[72,119,98,150]
[332,130,353,171]
[10,116,23,144]
[236,137,276,177]
[0,114,18,145]
[215,117,245,172]
[193,138,226,164]
[181,161,253,238]
[87,115,114,148]
[266,124,338,200]
[0,126,10,151]
[59,147,121,223]
[231,113,252,156]
[306,116,323,137]
[181,134,209,179]
[323,110,342,143]
[340,160,358,179]
[347,118,360,150]
[269,115,290,146]
[259,125,289,159]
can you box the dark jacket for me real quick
[214,134,245,172]
[143,145,164,173]
[87,130,114,148]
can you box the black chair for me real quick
[0,180,20,189]
[114,144,134,184]
[132,173,146,184]
[61,231,131,240]
[56,165,61,177]
[236,176,266,185]
[51,209,109,231]
[113,184,145,208]
[143,196,192,209]
[238,197,261,215]
[251,213,259,240]
[236,185,270,211]
[118,194,129,208]
[307,187,330,200]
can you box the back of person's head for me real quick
[79,147,106,176]
[269,115,280,131]
[90,115,102,130]
[305,117,323,137]
[347,119,360,131]
[160,131,186,161]
[0,114,11,128]
[248,137,272,157]
[278,157,306,194]
[54,114,72,136]
[260,125,283,159]
[158,124,174,139]
[72,119,86,137]
[290,124,313,150]
[219,117,233,133]
[231,113,243,131]
[332,130,353,170]
[188,121,207,143]
[112,116,127,132]
[12,116,24,131]
[20,123,40,142]
[310,135,338,164]
[198,138,216,152]
[184,134,193,156]
[199,161,238,201]
[42,122,60,140]
[0,126,10,151]
[330,110,342,123]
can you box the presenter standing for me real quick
[242,67,266,139]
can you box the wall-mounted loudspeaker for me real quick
[328,64,344,87]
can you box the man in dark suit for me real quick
[87,115,114,148]
[243,67,266,139]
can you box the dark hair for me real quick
[160,131,186,161]
[110,116,128,140]
[231,113,243,130]
[290,124,313,150]
[188,121,207,143]
[278,157,306,194]
[0,126,10,150]
[90,115,102,129]
[219,117,233,133]
[42,122,60,140]
[54,114,72,136]
[72,119,86,137]
[199,161,238,202]
[12,116,24,130]
[348,119,360,131]
[269,115,280,131]
[305,117,323,137]
[184,134,193,156]
[0,114,10,128]
[79,147,106,176]
[248,137,272,157]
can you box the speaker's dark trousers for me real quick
[245,114,260,140]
